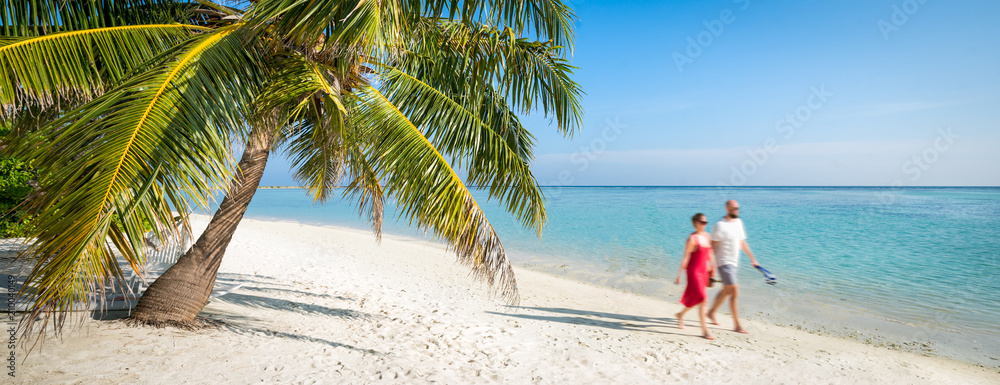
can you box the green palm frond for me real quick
[247,0,409,53]
[421,0,576,49]
[343,120,386,240]
[285,96,349,203]
[1,0,201,37]
[401,20,583,135]
[476,85,535,161]
[256,53,350,202]
[255,53,348,117]
[248,0,576,57]
[9,26,261,331]
[501,39,583,135]
[378,64,545,233]
[0,24,207,119]
[355,84,518,302]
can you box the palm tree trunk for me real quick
[130,129,274,325]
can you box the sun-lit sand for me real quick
[12,215,1000,384]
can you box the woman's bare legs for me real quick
[678,303,716,340]
[675,307,691,329]
[698,302,715,340]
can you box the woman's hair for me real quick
[691,213,706,223]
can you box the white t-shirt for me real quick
[711,217,747,267]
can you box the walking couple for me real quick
[674,200,761,340]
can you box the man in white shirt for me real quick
[707,200,760,334]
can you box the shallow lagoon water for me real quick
[234,186,1000,367]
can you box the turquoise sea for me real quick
[234,186,1000,367]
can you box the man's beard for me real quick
[728,213,739,219]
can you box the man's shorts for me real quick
[718,264,739,286]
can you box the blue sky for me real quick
[261,0,1000,186]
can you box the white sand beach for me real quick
[12,216,1000,384]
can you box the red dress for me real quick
[680,234,711,308]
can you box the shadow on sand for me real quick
[216,272,356,302]
[210,316,383,355]
[198,273,382,355]
[212,292,370,320]
[486,306,698,337]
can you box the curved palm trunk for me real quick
[130,129,274,325]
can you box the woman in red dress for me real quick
[674,213,717,340]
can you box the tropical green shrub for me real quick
[0,124,34,237]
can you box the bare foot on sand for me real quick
[675,312,685,329]
[734,327,750,334]
[703,333,716,340]
[707,313,719,325]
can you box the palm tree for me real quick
[1,0,582,331]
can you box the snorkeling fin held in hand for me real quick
[755,265,777,285]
